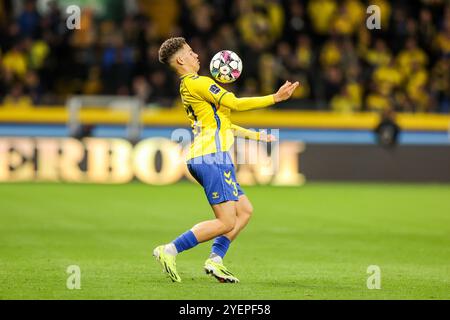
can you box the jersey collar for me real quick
[179,72,197,79]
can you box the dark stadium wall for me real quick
[300,144,450,182]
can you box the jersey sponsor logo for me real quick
[212,192,220,199]
[209,84,221,94]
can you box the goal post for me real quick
[66,95,143,142]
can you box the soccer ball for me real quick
[209,50,243,84]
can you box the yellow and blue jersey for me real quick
[179,73,234,160]
[179,72,274,160]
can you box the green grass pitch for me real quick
[0,182,449,300]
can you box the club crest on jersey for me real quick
[209,84,221,94]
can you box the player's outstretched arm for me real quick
[231,124,277,142]
[220,81,300,111]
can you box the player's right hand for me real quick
[273,81,300,103]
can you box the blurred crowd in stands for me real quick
[0,0,449,113]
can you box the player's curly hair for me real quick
[158,37,187,65]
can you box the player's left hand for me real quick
[273,80,300,103]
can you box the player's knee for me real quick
[225,218,236,233]
[246,203,254,217]
[219,216,236,233]
[241,202,253,220]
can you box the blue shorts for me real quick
[187,152,244,205]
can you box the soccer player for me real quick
[153,37,299,283]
